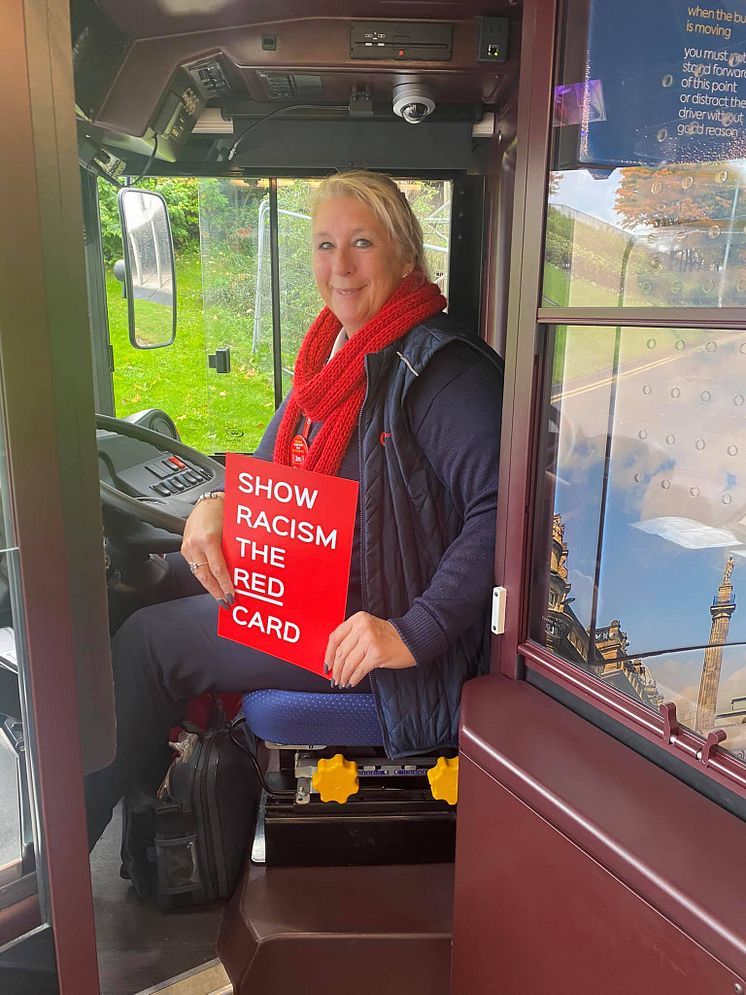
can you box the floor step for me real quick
[218,862,454,995]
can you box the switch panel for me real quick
[477,17,509,64]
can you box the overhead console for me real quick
[72,0,520,174]
[349,22,455,61]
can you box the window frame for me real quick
[494,0,746,803]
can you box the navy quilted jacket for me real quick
[358,314,503,757]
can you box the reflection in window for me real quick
[545,0,746,308]
[532,326,746,758]
[0,410,28,875]
[544,165,746,307]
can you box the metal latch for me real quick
[491,586,507,635]
[660,702,728,767]
[208,347,231,373]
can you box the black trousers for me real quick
[85,556,363,847]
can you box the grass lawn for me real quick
[543,264,697,386]
[543,262,617,308]
[108,254,695,445]
[108,252,276,453]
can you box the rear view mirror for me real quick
[117,188,176,348]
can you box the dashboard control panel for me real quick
[96,430,218,506]
[143,454,212,497]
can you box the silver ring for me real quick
[189,561,208,574]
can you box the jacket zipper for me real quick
[359,359,389,746]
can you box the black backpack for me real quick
[120,717,260,908]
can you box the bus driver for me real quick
[85,170,503,846]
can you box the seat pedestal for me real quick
[262,790,456,866]
[218,862,453,995]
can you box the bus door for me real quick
[1,1,115,992]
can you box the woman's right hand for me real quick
[180,496,235,607]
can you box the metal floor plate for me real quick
[135,958,231,995]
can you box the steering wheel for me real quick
[96,414,225,547]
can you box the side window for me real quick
[0,385,40,893]
[197,177,275,453]
[533,324,746,760]
[531,0,746,773]
[99,176,211,450]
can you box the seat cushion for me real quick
[242,690,383,746]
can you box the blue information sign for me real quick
[564,0,746,166]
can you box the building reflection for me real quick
[700,557,746,759]
[547,515,663,708]
[548,516,746,759]
[695,555,736,733]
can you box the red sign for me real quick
[217,454,358,675]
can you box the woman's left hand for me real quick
[325,612,416,688]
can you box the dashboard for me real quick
[96,429,217,503]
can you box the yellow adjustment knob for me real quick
[427,756,459,806]
[312,754,359,804]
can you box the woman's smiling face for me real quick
[312,196,410,335]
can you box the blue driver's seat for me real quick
[241,689,458,867]
[242,690,384,747]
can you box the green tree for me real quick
[614,162,737,231]
[97,176,200,264]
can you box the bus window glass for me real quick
[544,0,746,308]
[198,177,275,452]
[0,399,35,883]
[103,176,452,454]
[404,179,452,298]
[276,179,317,395]
[102,177,212,450]
[531,324,746,758]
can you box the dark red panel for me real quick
[452,675,746,992]
[219,862,453,995]
[453,754,743,994]
[99,0,519,40]
[0,893,41,949]
[95,18,517,139]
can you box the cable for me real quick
[228,716,296,796]
[127,135,159,186]
[226,104,348,161]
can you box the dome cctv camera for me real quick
[392,83,435,125]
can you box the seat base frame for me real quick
[257,786,456,866]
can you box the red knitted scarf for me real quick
[273,274,446,475]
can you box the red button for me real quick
[167,456,186,469]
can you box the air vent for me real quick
[257,72,324,101]
[187,58,231,97]
[257,71,294,100]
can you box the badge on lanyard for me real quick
[290,417,312,468]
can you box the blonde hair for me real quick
[312,170,429,279]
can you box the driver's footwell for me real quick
[91,803,226,995]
